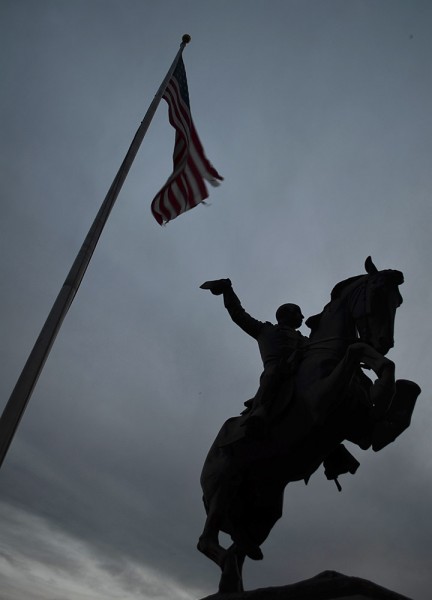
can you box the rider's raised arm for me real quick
[222,285,265,339]
[200,279,265,339]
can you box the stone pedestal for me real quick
[200,570,412,600]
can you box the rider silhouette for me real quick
[198,278,307,565]
[200,278,307,436]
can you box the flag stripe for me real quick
[166,81,220,184]
[150,57,223,225]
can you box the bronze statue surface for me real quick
[197,257,420,594]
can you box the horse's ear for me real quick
[365,256,378,274]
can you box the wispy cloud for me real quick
[0,502,200,600]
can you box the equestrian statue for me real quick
[197,257,421,593]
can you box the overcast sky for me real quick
[1,1,431,599]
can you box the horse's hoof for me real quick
[372,379,420,451]
[197,536,227,568]
[245,545,263,560]
[233,538,263,560]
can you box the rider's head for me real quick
[276,303,304,329]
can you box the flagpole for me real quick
[0,35,191,470]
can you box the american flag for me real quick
[151,57,223,225]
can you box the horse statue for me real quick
[197,257,420,593]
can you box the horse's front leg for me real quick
[346,342,396,419]
[302,342,395,423]
[301,345,362,422]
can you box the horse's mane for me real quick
[306,274,366,333]
[330,274,365,300]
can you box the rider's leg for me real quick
[242,367,280,437]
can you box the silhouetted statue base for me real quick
[200,571,413,600]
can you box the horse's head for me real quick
[331,257,404,354]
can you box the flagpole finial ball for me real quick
[182,34,191,44]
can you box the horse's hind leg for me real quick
[198,458,262,566]
[218,545,246,593]
[197,487,228,568]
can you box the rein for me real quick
[300,337,359,357]
[302,336,358,348]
